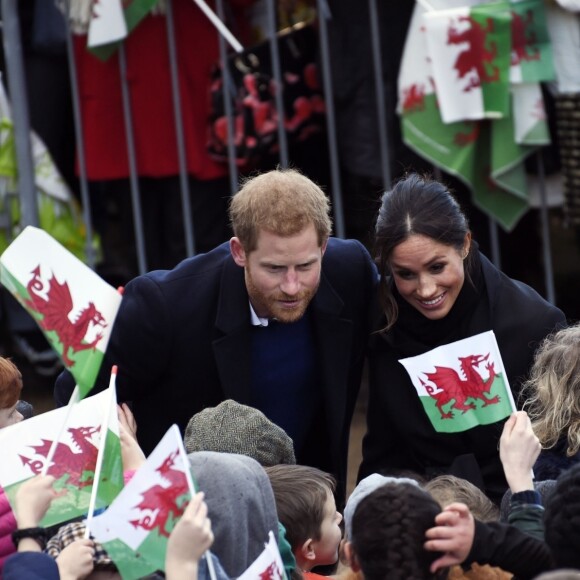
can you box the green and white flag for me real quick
[398,0,552,231]
[423,3,512,123]
[0,226,122,398]
[88,0,127,48]
[238,531,285,580]
[90,425,195,580]
[89,0,160,61]
[509,0,555,84]
[399,331,516,434]
[0,390,121,527]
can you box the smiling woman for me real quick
[358,173,567,505]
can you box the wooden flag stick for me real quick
[85,366,118,538]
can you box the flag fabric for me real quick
[88,0,160,61]
[88,0,128,48]
[399,331,516,434]
[510,0,555,84]
[89,425,196,580]
[398,0,554,231]
[237,531,285,580]
[0,390,118,528]
[86,375,125,529]
[424,4,512,123]
[0,226,122,398]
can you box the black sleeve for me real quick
[465,520,553,579]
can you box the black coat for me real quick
[359,252,566,503]
[55,238,377,501]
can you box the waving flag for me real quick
[238,531,285,580]
[90,425,195,580]
[398,0,553,231]
[88,0,160,61]
[399,331,516,434]
[0,226,122,398]
[0,390,120,527]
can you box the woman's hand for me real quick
[118,403,146,471]
[14,475,57,529]
[56,538,95,580]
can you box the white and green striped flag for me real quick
[398,0,552,231]
[0,226,122,398]
[90,425,196,580]
[423,3,512,123]
[399,331,516,434]
[237,531,285,580]
[509,0,555,84]
[0,389,123,527]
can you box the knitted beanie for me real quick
[184,400,296,466]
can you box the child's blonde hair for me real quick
[0,357,22,408]
[523,324,580,456]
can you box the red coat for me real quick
[75,0,254,180]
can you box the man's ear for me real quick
[300,538,317,563]
[344,541,360,572]
[230,237,247,267]
[321,238,328,257]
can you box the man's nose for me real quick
[280,271,300,295]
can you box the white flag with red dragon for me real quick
[89,425,196,580]
[399,331,516,434]
[0,389,123,527]
[0,225,122,398]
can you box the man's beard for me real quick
[245,271,319,323]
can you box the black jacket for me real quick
[359,251,566,503]
[55,238,377,502]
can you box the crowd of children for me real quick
[2,322,580,578]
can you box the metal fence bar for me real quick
[1,0,38,227]
[266,0,289,168]
[315,0,345,238]
[488,217,501,269]
[536,151,556,304]
[118,44,147,274]
[165,0,195,256]
[215,0,239,196]
[368,0,391,190]
[62,0,95,269]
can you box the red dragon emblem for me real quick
[25,265,107,366]
[402,84,426,113]
[19,425,100,488]
[447,16,500,92]
[130,450,189,537]
[420,353,499,419]
[511,9,540,65]
[259,561,284,580]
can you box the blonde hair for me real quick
[229,168,332,252]
[424,475,499,522]
[0,357,22,409]
[523,324,580,456]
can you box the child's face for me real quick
[0,402,23,429]
[313,490,343,567]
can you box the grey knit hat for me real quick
[344,474,420,539]
[184,399,296,466]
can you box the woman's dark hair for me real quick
[374,173,471,330]
[350,482,445,580]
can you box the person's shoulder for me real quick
[133,243,233,288]
[324,237,375,270]
[480,252,566,328]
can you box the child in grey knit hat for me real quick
[184,400,296,466]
